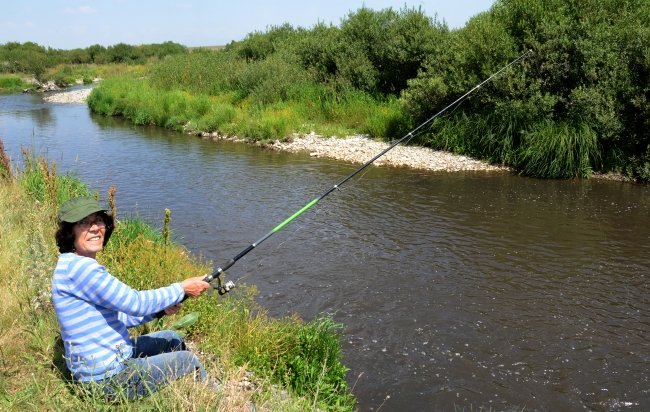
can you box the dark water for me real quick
[2,91,649,411]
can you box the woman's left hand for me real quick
[164,303,182,316]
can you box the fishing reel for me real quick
[213,278,235,295]
[210,272,235,295]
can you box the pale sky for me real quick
[1,1,496,50]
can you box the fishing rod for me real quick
[207,49,533,295]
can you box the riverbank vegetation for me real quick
[3,1,649,182]
[0,141,355,411]
[0,73,36,93]
[86,0,649,182]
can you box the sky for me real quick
[1,1,496,50]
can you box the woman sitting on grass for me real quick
[52,196,212,400]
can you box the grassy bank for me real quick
[0,64,147,93]
[88,75,408,142]
[0,74,36,94]
[0,144,355,411]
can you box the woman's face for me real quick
[73,213,106,258]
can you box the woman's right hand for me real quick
[180,275,211,297]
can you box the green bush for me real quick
[400,0,650,180]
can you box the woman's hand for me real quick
[164,303,182,316]
[181,275,211,297]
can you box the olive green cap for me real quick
[57,196,110,223]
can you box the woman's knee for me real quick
[155,330,186,351]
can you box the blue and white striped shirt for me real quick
[52,253,184,382]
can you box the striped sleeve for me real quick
[70,257,184,316]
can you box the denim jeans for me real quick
[89,330,207,400]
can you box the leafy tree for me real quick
[67,48,91,64]
[402,0,650,179]
[86,44,106,63]
[295,23,340,83]
[106,43,141,63]
[229,23,301,62]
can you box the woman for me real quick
[52,195,212,400]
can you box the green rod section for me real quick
[272,197,320,233]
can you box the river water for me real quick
[2,91,649,411]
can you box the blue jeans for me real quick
[93,330,207,400]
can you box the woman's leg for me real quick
[103,350,207,400]
[132,330,186,357]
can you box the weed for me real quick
[0,138,12,180]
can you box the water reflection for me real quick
[0,92,54,129]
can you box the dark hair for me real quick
[55,211,115,253]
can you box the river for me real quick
[1,90,649,411]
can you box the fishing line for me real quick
[205,49,533,295]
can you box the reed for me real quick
[516,120,600,178]
[162,208,171,246]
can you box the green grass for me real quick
[0,74,35,94]
[189,293,355,411]
[417,114,602,179]
[0,148,356,411]
[88,75,410,142]
[516,120,601,178]
[44,63,148,86]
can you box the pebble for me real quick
[43,88,92,104]
[268,133,510,173]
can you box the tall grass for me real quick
[88,47,412,141]
[18,149,89,218]
[516,120,601,178]
[0,152,355,411]
[89,74,410,142]
[418,114,601,178]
